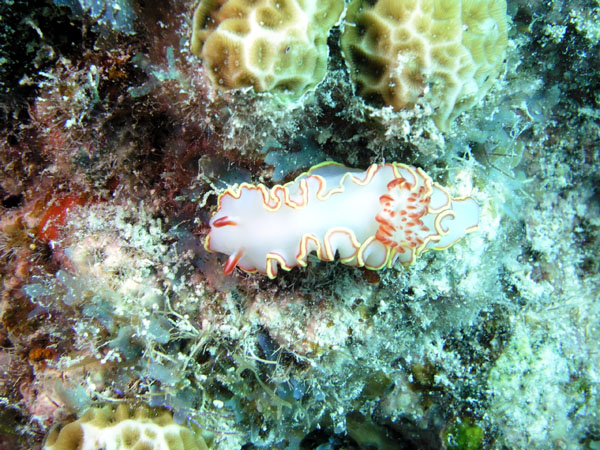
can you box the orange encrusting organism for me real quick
[37,195,88,242]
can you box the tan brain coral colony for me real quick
[191,0,344,98]
[341,0,508,130]
[43,404,209,450]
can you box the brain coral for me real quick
[341,0,508,130]
[191,0,344,98]
[43,404,209,450]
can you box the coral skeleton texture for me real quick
[191,0,344,97]
[341,0,508,130]
[43,404,208,450]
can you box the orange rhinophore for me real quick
[224,250,244,275]
[213,216,237,228]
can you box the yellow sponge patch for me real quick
[192,0,344,99]
[341,0,508,130]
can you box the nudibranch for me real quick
[204,162,479,279]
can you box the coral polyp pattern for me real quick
[191,0,344,97]
[341,0,508,129]
[43,404,208,450]
[205,162,479,278]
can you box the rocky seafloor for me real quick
[0,0,598,449]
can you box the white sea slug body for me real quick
[205,162,479,278]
